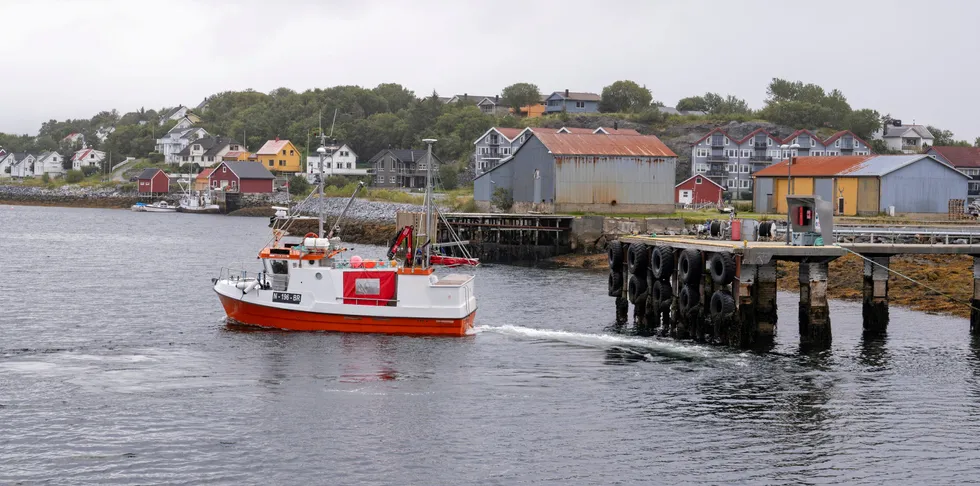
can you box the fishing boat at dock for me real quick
[131,201,177,212]
[212,138,478,336]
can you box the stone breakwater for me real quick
[292,197,434,223]
[0,184,152,209]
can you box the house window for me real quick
[767,138,773,146]
[346,163,351,169]
[389,176,396,183]
[696,148,708,157]
[268,161,274,167]
[791,149,798,157]
[222,167,227,173]
[696,164,707,173]
[377,175,383,183]
[835,139,841,147]
[812,139,818,148]
[282,150,286,155]
[695,176,703,184]
[740,179,750,189]
[326,163,332,169]
[741,149,751,158]
[576,101,585,108]
[740,164,749,173]
[812,151,824,156]
[183,156,188,162]
[90,154,95,159]
[289,150,294,156]
[419,164,426,170]
[279,160,286,166]
[727,179,736,188]
[827,151,839,156]
[726,149,737,158]
[724,137,730,146]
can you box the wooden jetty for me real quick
[397,212,574,263]
[611,235,980,350]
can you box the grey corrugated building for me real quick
[753,154,968,215]
[474,132,677,214]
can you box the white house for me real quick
[33,152,65,177]
[72,148,106,170]
[155,126,209,163]
[95,126,115,143]
[175,136,242,167]
[306,143,367,178]
[10,153,37,178]
[159,106,190,125]
[874,120,934,154]
[0,152,16,178]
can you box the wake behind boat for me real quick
[211,138,479,336]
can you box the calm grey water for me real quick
[2,205,980,485]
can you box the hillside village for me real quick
[2,79,980,217]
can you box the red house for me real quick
[208,161,275,194]
[137,168,170,194]
[675,174,723,205]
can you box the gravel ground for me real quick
[292,197,441,223]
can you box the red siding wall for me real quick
[208,164,240,191]
[675,176,722,204]
[207,163,273,193]
[138,170,170,193]
[240,178,274,193]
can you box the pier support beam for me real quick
[862,256,890,335]
[755,263,778,340]
[798,261,832,349]
[972,257,980,335]
[615,295,629,325]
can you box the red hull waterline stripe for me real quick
[217,293,475,336]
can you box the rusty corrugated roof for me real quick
[752,156,873,177]
[929,146,980,168]
[535,132,676,157]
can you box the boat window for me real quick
[270,260,288,274]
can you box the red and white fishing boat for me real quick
[212,139,478,336]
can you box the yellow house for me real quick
[255,138,301,173]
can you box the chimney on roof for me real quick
[614,121,619,130]
[564,89,569,97]
[495,94,499,103]
[464,93,468,100]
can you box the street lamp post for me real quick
[781,143,801,243]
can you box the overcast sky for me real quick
[2,0,978,140]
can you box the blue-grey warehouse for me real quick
[473,132,677,214]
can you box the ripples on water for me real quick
[2,206,980,484]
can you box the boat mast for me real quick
[316,113,326,238]
[422,139,436,269]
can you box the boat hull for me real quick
[216,291,475,336]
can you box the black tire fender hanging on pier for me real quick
[651,280,672,309]
[678,285,699,313]
[627,273,647,304]
[709,290,736,318]
[627,243,648,276]
[608,271,624,297]
[608,240,624,270]
[650,246,674,280]
[677,249,703,285]
[708,252,736,285]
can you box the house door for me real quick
[533,169,541,202]
[679,190,693,204]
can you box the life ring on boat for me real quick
[304,232,318,240]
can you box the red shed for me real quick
[208,161,275,194]
[675,174,723,205]
[137,168,170,194]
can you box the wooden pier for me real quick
[397,212,574,264]
[611,235,980,350]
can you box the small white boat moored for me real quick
[132,201,177,212]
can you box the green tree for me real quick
[676,95,709,112]
[372,83,417,112]
[65,170,84,183]
[975,137,980,148]
[287,174,312,196]
[599,80,652,113]
[843,109,882,141]
[491,187,513,212]
[500,82,541,112]
[438,163,459,190]
[927,126,966,146]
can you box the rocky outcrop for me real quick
[0,184,149,208]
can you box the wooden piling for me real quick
[972,257,980,335]
[755,263,778,340]
[862,256,890,335]
[799,261,832,349]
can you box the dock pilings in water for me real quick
[611,237,980,350]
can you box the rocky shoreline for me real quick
[0,184,150,209]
